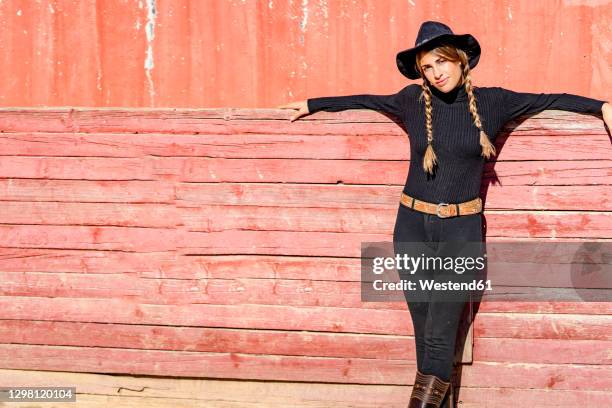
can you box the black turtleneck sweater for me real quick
[307,85,605,203]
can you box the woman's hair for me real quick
[415,44,496,175]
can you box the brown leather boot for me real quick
[408,370,450,408]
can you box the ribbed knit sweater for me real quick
[307,85,605,203]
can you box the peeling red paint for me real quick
[0,1,608,107]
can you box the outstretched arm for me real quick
[277,85,410,122]
[307,88,408,119]
[498,87,608,126]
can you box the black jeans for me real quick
[392,203,484,382]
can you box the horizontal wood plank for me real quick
[0,108,604,134]
[0,201,610,238]
[177,183,611,211]
[1,321,609,365]
[0,344,610,389]
[183,206,611,238]
[0,297,609,339]
[0,321,413,360]
[1,131,609,160]
[473,337,611,364]
[0,156,609,185]
[0,269,607,307]
[4,369,610,408]
[0,179,175,203]
[4,223,607,256]
[1,179,609,211]
[0,201,179,227]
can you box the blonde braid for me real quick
[463,65,496,159]
[420,82,437,174]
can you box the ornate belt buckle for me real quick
[436,202,452,218]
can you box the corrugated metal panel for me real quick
[0,0,609,107]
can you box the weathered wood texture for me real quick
[4,368,612,408]
[0,108,610,406]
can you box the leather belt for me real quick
[400,192,482,218]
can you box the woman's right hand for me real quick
[276,100,309,122]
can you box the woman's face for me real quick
[419,50,463,92]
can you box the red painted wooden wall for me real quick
[0,107,610,406]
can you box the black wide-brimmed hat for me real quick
[396,21,481,80]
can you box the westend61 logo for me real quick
[360,241,611,303]
[370,276,492,293]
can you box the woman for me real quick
[278,21,611,408]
